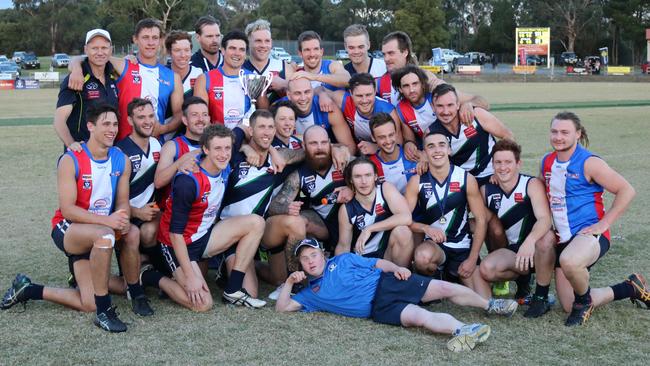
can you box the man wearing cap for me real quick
[53,28,119,152]
[276,238,519,352]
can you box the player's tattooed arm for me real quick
[277,147,305,165]
[267,170,301,216]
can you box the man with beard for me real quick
[195,30,269,128]
[429,84,513,187]
[243,19,291,103]
[336,157,414,267]
[342,24,387,79]
[285,77,356,154]
[69,19,184,142]
[368,113,417,194]
[265,125,353,293]
[331,72,401,155]
[190,16,223,72]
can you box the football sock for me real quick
[225,270,245,294]
[534,283,550,299]
[127,282,144,298]
[141,268,164,289]
[94,294,112,314]
[611,281,635,301]
[24,284,44,300]
[574,287,592,305]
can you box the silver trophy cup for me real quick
[239,70,273,126]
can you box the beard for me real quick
[307,152,332,171]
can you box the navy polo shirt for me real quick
[56,58,118,143]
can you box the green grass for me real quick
[0,85,649,364]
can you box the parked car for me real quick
[51,53,70,68]
[526,55,542,66]
[464,52,486,65]
[21,52,40,69]
[0,55,8,63]
[270,47,291,62]
[0,62,21,79]
[427,57,451,73]
[370,50,383,59]
[559,52,578,66]
[440,49,462,63]
[12,51,27,65]
[335,49,349,61]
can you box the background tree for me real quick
[395,0,449,61]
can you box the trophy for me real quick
[239,70,273,126]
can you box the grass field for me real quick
[0,84,649,365]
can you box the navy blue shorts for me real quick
[160,228,236,275]
[371,272,432,325]
[51,219,91,263]
[322,215,339,253]
[555,234,610,270]
[440,245,480,282]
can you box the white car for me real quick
[428,57,451,73]
[271,47,291,62]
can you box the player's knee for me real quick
[392,226,413,244]
[193,298,213,313]
[248,214,266,233]
[559,253,580,272]
[285,215,307,236]
[536,234,555,252]
[479,261,496,281]
[140,224,158,246]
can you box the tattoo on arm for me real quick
[267,171,300,216]
[278,148,305,165]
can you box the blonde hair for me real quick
[245,19,271,39]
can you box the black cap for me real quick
[293,238,322,256]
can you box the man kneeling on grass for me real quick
[275,238,518,352]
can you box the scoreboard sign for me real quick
[515,27,550,67]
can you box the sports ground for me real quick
[0,83,648,365]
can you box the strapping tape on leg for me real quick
[95,234,116,249]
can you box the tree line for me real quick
[0,0,647,65]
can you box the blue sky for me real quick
[0,0,11,9]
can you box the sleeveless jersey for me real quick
[182,65,204,98]
[344,57,387,79]
[299,59,342,91]
[396,93,435,145]
[541,145,608,243]
[341,92,394,142]
[116,136,162,209]
[116,60,175,141]
[272,135,302,150]
[428,118,495,179]
[51,144,126,227]
[294,95,331,135]
[369,145,417,194]
[205,66,251,129]
[156,135,200,208]
[417,166,471,250]
[484,174,537,246]
[219,152,285,218]
[158,166,230,245]
[298,164,346,222]
[345,184,393,256]
[376,72,400,106]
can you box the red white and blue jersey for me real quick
[158,165,231,246]
[51,144,126,227]
[293,95,332,135]
[116,60,175,141]
[369,146,417,194]
[116,136,161,209]
[299,60,342,91]
[205,67,251,129]
[417,166,471,250]
[156,135,201,208]
[341,92,394,142]
[396,93,435,146]
[541,145,608,243]
[428,118,495,180]
[484,174,537,246]
[345,183,393,256]
[376,72,399,106]
[344,57,387,79]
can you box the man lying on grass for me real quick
[275,238,518,352]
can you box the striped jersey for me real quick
[541,145,608,243]
[395,93,435,146]
[299,60,342,91]
[298,164,346,222]
[484,174,537,246]
[344,57,387,79]
[116,60,175,141]
[293,95,332,135]
[376,72,399,106]
[272,135,302,150]
[416,166,471,250]
[428,118,495,179]
[204,66,251,129]
[369,145,417,194]
[51,144,126,227]
[116,136,161,209]
[345,183,393,256]
[340,92,394,142]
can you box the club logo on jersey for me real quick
[90,198,111,216]
[129,155,142,172]
[212,86,223,100]
[201,191,210,203]
[190,78,196,88]
[514,193,524,203]
[375,203,385,216]
[463,126,478,138]
[81,174,92,190]
[544,171,552,186]
[331,170,344,182]
[205,205,218,218]
[407,120,423,136]
[131,71,141,84]
[449,181,461,193]
[354,215,366,230]
[86,82,98,90]
[328,263,337,272]
[238,162,250,179]
[153,152,160,162]
[422,182,433,199]
[489,194,502,210]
